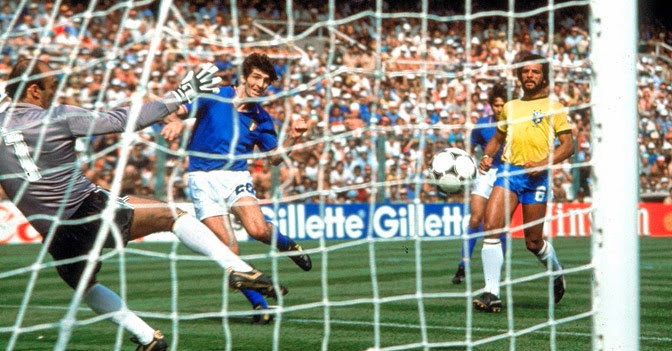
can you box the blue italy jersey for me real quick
[185,86,278,172]
[471,115,503,168]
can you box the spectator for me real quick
[0,2,624,204]
[663,187,672,204]
[552,174,569,203]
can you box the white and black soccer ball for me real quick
[427,147,477,194]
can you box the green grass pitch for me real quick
[0,237,670,350]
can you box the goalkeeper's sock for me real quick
[481,238,504,297]
[242,289,268,309]
[173,215,253,272]
[459,224,481,266]
[536,240,562,272]
[84,284,155,345]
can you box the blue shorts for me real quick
[493,164,551,204]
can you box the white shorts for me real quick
[187,170,257,220]
[471,167,498,199]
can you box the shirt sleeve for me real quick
[497,102,509,134]
[471,121,482,146]
[183,101,193,115]
[64,96,177,136]
[256,124,279,152]
[552,103,572,134]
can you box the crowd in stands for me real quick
[0,1,668,203]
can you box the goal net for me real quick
[0,0,639,350]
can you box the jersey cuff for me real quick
[161,93,182,114]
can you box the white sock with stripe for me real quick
[173,215,253,272]
[536,240,562,272]
[481,238,504,297]
[84,284,155,345]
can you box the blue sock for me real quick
[499,233,507,254]
[270,223,291,251]
[241,289,268,309]
[459,224,482,266]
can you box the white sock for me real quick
[173,215,253,272]
[536,240,562,272]
[84,284,155,345]
[481,238,504,297]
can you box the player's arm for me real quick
[268,136,299,166]
[160,99,198,141]
[478,129,505,174]
[551,131,575,164]
[524,131,575,176]
[65,98,180,136]
[269,116,309,166]
[469,127,480,156]
[67,65,220,136]
[161,114,187,141]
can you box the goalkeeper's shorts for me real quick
[47,187,133,289]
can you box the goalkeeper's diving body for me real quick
[161,52,312,324]
[0,59,286,350]
[472,54,574,313]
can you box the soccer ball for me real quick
[427,148,478,194]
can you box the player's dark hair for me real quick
[488,81,509,105]
[515,53,550,87]
[6,59,51,100]
[242,52,278,83]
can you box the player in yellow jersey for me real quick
[472,54,575,312]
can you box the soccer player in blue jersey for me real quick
[162,53,312,324]
[0,59,285,350]
[473,54,573,312]
[451,82,509,284]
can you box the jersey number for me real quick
[235,183,255,195]
[535,185,548,202]
[3,130,42,182]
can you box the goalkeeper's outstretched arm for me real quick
[65,64,221,136]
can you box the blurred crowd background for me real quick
[0,0,670,204]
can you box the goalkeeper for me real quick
[161,52,312,324]
[0,59,286,350]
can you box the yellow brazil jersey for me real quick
[497,96,572,165]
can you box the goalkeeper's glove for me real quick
[172,63,222,104]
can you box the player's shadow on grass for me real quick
[203,316,257,324]
[508,299,551,310]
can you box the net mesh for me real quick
[0,0,607,350]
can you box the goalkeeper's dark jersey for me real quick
[0,99,178,235]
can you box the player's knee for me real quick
[525,238,544,254]
[56,262,99,290]
[468,216,482,229]
[245,222,268,240]
[482,221,501,235]
[171,210,188,227]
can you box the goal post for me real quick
[590,0,640,350]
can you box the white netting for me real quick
[0,0,642,350]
